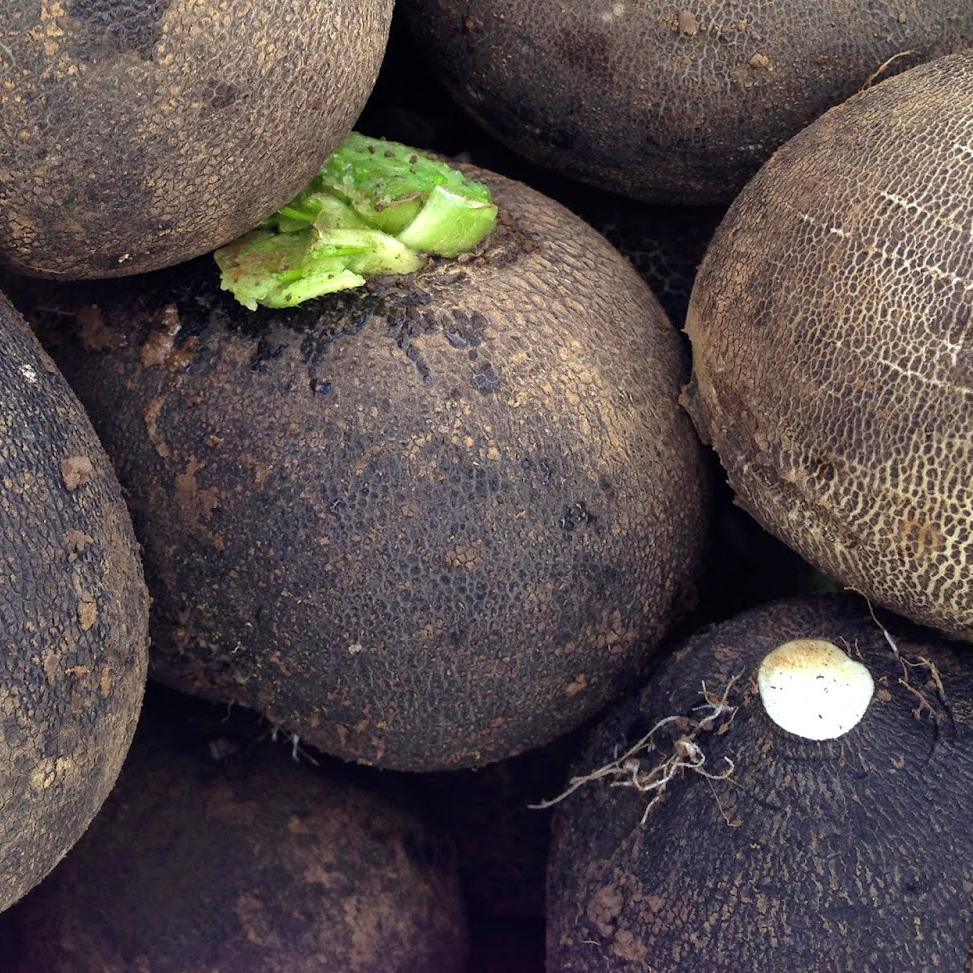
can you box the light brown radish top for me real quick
[684,50,973,641]
[757,638,874,739]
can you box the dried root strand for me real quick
[848,587,948,720]
[902,655,946,700]
[847,587,900,657]
[860,50,916,90]
[528,674,742,825]
[269,725,320,766]
[899,655,948,721]
[706,774,743,829]
[899,674,936,721]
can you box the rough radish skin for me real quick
[403,0,973,203]
[11,162,709,772]
[547,595,973,971]
[1,703,470,972]
[0,0,393,278]
[0,291,148,913]
[684,50,973,641]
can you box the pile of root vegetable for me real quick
[0,3,971,970]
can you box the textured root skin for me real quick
[10,166,709,771]
[548,594,973,971]
[685,50,973,642]
[356,19,728,326]
[402,0,973,203]
[1,698,470,972]
[0,292,148,912]
[0,0,393,278]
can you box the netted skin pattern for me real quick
[20,168,709,771]
[404,0,973,203]
[685,51,973,642]
[548,595,973,971]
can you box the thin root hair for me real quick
[528,673,742,825]
[860,50,916,91]
[848,587,949,721]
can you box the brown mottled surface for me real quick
[1,697,469,972]
[685,51,973,642]
[548,594,973,970]
[402,0,973,202]
[0,291,148,912]
[0,0,392,278]
[12,166,709,771]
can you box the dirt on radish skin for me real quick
[11,163,709,772]
[0,0,394,278]
[684,50,973,643]
[0,291,148,914]
[0,695,470,972]
[402,0,973,202]
[547,594,973,971]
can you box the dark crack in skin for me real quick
[1,702,469,972]
[14,166,709,771]
[685,51,973,642]
[548,594,973,971]
[0,291,148,912]
[0,0,393,278]
[559,196,726,329]
[401,0,973,203]
[421,728,581,920]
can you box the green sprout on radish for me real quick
[215,133,499,310]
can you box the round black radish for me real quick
[2,703,469,972]
[683,50,973,642]
[14,165,709,771]
[0,291,148,912]
[0,0,393,278]
[547,594,973,971]
[401,0,973,203]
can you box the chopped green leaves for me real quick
[216,133,498,309]
[397,185,500,258]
